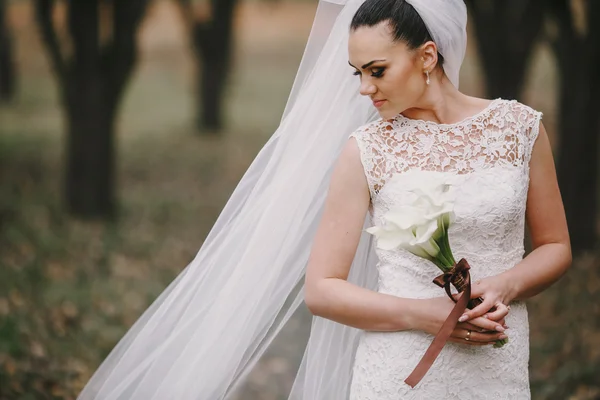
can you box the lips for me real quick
[372,99,387,108]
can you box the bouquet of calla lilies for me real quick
[366,173,507,349]
[366,177,457,271]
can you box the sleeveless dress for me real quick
[347,99,542,400]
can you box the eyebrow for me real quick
[348,59,386,69]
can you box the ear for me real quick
[419,41,438,72]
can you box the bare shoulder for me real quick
[333,135,369,194]
[465,95,497,108]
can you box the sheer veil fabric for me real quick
[77,1,467,399]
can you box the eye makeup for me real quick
[352,67,385,78]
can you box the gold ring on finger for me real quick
[465,330,472,341]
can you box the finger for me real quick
[459,298,495,322]
[467,316,506,333]
[481,312,507,329]
[495,318,508,329]
[456,322,487,332]
[452,328,507,343]
[448,338,491,346]
[452,328,483,343]
[447,337,490,346]
[483,311,507,325]
[485,303,509,321]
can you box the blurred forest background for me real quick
[0,0,599,399]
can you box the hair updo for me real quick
[350,0,444,66]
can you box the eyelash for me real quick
[353,68,385,78]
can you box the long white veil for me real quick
[77,0,466,398]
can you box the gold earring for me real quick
[425,70,430,85]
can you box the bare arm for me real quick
[462,122,572,320]
[304,138,417,332]
[501,121,572,300]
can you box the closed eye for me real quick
[371,67,385,77]
[352,67,385,77]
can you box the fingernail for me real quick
[458,315,468,322]
[503,324,509,329]
[499,334,508,340]
[495,325,505,332]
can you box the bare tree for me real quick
[465,0,545,100]
[35,0,149,218]
[0,0,15,101]
[546,0,600,253]
[177,0,237,133]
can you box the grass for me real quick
[0,1,599,399]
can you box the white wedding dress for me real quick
[347,98,541,400]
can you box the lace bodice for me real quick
[351,98,542,271]
[348,99,542,400]
[352,98,541,197]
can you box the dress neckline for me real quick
[393,98,504,128]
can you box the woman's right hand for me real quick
[413,296,508,346]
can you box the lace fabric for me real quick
[350,99,542,197]
[347,99,542,399]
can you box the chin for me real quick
[373,101,402,119]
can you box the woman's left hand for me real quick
[457,275,515,323]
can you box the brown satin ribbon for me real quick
[404,258,472,388]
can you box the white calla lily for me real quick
[366,174,458,271]
[384,206,430,229]
[365,225,432,260]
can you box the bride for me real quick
[78,0,571,399]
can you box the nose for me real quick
[359,80,377,97]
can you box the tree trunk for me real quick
[555,61,599,253]
[465,0,544,100]
[35,0,148,218]
[0,0,15,101]
[548,0,600,253]
[191,0,237,132]
[61,2,115,217]
[65,76,117,218]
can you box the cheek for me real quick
[384,64,422,98]
[376,63,423,118]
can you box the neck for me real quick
[401,72,487,125]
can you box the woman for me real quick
[78,0,571,399]
[305,0,571,398]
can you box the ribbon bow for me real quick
[433,258,472,304]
